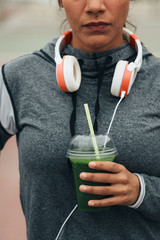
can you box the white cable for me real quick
[55,92,125,239]
[55,204,78,240]
[104,91,125,148]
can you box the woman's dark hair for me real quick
[57,0,61,6]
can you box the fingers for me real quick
[80,170,128,185]
[79,161,127,184]
[88,161,125,173]
[88,195,130,207]
[79,162,140,207]
[79,183,134,207]
[79,184,127,196]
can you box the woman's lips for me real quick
[84,22,110,31]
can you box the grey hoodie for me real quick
[0,38,160,239]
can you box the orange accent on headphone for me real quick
[56,57,69,92]
[63,31,72,45]
[130,34,139,49]
[119,62,132,97]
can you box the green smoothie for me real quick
[67,134,117,212]
[70,156,115,211]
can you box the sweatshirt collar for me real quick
[61,42,136,71]
[40,38,152,74]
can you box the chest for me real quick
[17,75,160,178]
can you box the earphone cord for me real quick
[56,91,124,239]
[104,91,126,147]
[55,204,78,240]
[55,92,126,240]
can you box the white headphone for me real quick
[54,27,142,97]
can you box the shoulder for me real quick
[3,39,57,87]
[142,55,160,84]
[142,44,160,70]
[4,38,57,78]
[140,44,160,84]
[137,48,160,104]
[3,54,41,82]
[134,44,160,97]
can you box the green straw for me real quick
[84,104,100,159]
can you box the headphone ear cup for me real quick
[56,56,81,92]
[111,60,128,97]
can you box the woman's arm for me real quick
[135,173,160,222]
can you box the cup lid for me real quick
[67,134,118,159]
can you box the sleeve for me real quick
[129,173,145,209]
[134,174,160,222]
[0,66,18,150]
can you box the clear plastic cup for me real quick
[67,134,118,212]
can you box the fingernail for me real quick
[88,201,95,206]
[80,172,87,179]
[79,185,87,192]
[89,162,96,168]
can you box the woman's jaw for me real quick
[70,26,125,53]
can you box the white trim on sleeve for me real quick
[129,173,145,209]
[0,68,18,135]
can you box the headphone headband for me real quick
[54,30,72,65]
[122,28,142,71]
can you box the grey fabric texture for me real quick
[0,38,160,239]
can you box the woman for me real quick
[0,0,160,239]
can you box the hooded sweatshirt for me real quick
[0,38,160,239]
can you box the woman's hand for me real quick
[79,161,140,208]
